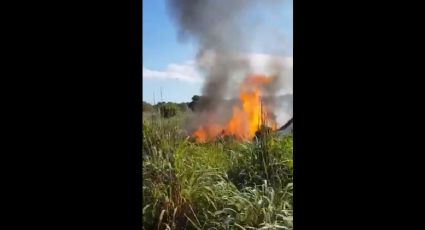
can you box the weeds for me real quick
[143,114,293,230]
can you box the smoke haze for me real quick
[166,0,292,129]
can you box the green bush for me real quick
[156,103,178,118]
[143,101,154,112]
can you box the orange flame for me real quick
[192,75,277,143]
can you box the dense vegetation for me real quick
[143,110,293,229]
[143,95,206,116]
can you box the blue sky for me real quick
[143,0,293,104]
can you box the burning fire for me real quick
[192,75,277,143]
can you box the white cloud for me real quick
[143,53,292,87]
[143,61,203,83]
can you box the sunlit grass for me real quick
[143,112,293,230]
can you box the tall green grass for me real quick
[143,113,293,230]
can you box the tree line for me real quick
[142,95,206,118]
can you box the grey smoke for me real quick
[167,0,252,52]
[167,0,290,129]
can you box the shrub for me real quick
[143,101,154,112]
[157,103,178,118]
